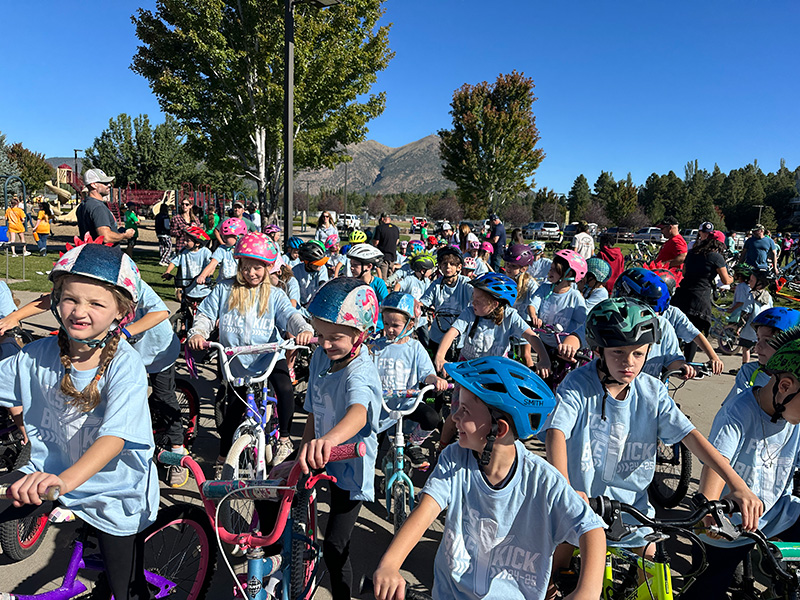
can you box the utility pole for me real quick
[754,204,765,226]
[343,162,348,223]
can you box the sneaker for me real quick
[405,444,429,470]
[271,438,293,466]
[21,251,31,257]
[167,464,189,488]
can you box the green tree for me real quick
[6,143,54,195]
[131,0,393,218]
[567,174,591,220]
[438,71,544,218]
[606,173,638,225]
[0,132,23,197]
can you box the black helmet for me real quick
[298,240,328,264]
[437,245,464,265]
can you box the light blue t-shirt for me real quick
[283,277,301,306]
[397,274,430,329]
[513,277,539,321]
[723,362,769,406]
[283,254,301,269]
[740,290,773,343]
[292,263,329,307]
[0,337,158,536]
[451,306,530,361]
[527,258,552,283]
[0,282,20,360]
[733,282,750,305]
[420,275,474,344]
[641,315,684,378]
[197,281,309,378]
[170,247,213,299]
[423,441,605,600]
[703,388,800,547]
[131,281,180,374]
[211,244,238,281]
[531,284,586,338]
[473,258,490,278]
[327,252,347,276]
[663,305,700,344]
[543,361,694,547]
[583,286,609,311]
[371,337,436,432]
[303,348,382,501]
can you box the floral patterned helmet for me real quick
[51,243,140,304]
[234,232,280,264]
[308,278,379,333]
[221,218,247,237]
[325,234,340,250]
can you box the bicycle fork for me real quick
[384,416,416,518]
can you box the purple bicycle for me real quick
[0,485,217,599]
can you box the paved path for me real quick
[0,290,747,597]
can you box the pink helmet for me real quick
[711,230,726,244]
[554,249,588,282]
[263,223,281,235]
[221,218,247,237]
[463,256,478,270]
[269,253,286,274]
[468,240,481,251]
[325,233,340,250]
[234,232,280,264]
[481,241,494,254]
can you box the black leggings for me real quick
[323,482,363,600]
[218,358,294,456]
[682,313,710,364]
[0,471,149,600]
[150,364,183,447]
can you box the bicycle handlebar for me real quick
[661,361,715,383]
[203,338,313,385]
[0,484,60,502]
[359,575,432,600]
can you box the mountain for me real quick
[302,134,453,195]
[45,134,454,195]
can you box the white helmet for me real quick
[347,243,384,266]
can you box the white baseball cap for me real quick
[84,169,115,185]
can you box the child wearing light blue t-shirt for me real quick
[163,232,213,300]
[683,336,800,598]
[0,282,21,361]
[419,253,473,356]
[292,260,329,307]
[529,252,587,345]
[737,271,773,366]
[374,356,606,600]
[299,278,383,600]
[0,244,158,600]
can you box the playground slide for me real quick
[45,180,71,201]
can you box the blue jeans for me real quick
[36,234,48,254]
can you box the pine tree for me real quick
[568,174,591,220]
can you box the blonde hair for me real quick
[228,262,272,317]
[53,275,134,413]
[514,270,531,305]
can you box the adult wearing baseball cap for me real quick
[231,201,258,232]
[655,216,687,268]
[76,168,135,245]
[742,224,778,274]
[488,213,506,271]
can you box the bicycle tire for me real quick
[712,287,732,311]
[0,443,50,562]
[290,487,318,600]
[392,482,409,535]
[175,378,200,448]
[717,326,741,355]
[220,434,259,536]
[141,504,217,600]
[648,441,692,508]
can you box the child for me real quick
[526,241,552,283]
[598,234,624,292]
[727,264,752,316]
[299,278,383,600]
[503,244,539,323]
[155,203,172,265]
[292,240,330,307]
[465,240,489,277]
[419,246,474,359]
[738,267,774,367]
[722,307,800,405]
[325,234,347,278]
[189,232,314,469]
[270,256,301,308]
[196,217,247,285]
[32,200,52,256]
[394,250,435,346]
[581,257,611,310]
[373,356,607,600]
[0,244,158,600]
[161,225,213,303]
[348,244,390,331]
[543,298,761,558]
[5,197,29,256]
[529,249,587,349]
[476,241,494,274]
[123,202,139,256]
[284,236,304,268]
[425,235,438,251]
[372,292,449,469]
[462,256,478,278]
[683,332,800,598]
[395,240,410,270]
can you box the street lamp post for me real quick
[754,204,765,226]
[283,0,340,250]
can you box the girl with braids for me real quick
[188,232,314,470]
[0,243,157,600]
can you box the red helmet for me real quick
[185,226,210,244]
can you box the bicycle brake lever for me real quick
[709,504,740,541]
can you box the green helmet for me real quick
[586,298,662,349]
[766,338,800,380]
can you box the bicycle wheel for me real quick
[712,287,732,310]
[290,487,319,600]
[0,443,50,561]
[391,482,410,535]
[717,325,741,355]
[175,377,200,448]
[141,504,217,600]
[219,433,260,537]
[648,441,692,508]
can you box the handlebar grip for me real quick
[328,442,366,462]
[0,484,60,502]
[157,450,189,466]
[719,498,738,514]
[359,575,432,600]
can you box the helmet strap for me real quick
[49,300,118,349]
[320,330,370,377]
[478,413,500,467]
[770,378,800,423]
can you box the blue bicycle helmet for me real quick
[586,257,612,284]
[613,267,671,314]
[444,356,555,440]
[381,292,416,320]
[288,236,304,249]
[752,307,800,331]
[470,272,517,306]
[307,277,379,333]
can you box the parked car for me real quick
[604,227,634,243]
[681,228,699,247]
[633,227,666,243]
[337,213,361,231]
[562,222,598,242]
[523,221,560,240]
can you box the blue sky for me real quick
[1,0,798,193]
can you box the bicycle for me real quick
[380,384,453,534]
[149,375,201,451]
[555,494,740,600]
[0,485,217,599]
[728,528,800,600]
[625,241,658,267]
[158,442,365,600]
[648,362,713,509]
[533,323,593,389]
[709,309,744,356]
